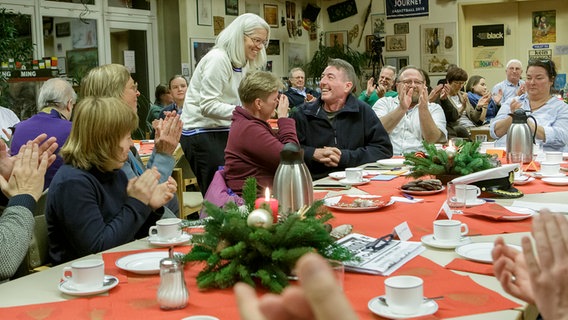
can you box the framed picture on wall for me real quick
[225,0,238,16]
[385,35,406,52]
[326,31,348,47]
[190,38,216,73]
[197,0,212,26]
[421,22,456,75]
[266,40,280,55]
[55,22,70,37]
[365,35,374,53]
[370,14,385,35]
[263,4,278,28]
[394,22,409,34]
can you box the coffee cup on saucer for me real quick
[62,259,105,290]
[540,162,561,176]
[545,151,563,163]
[433,220,468,242]
[149,218,182,241]
[344,168,364,183]
[384,275,424,315]
[455,185,481,204]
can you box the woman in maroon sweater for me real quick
[224,71,299,194]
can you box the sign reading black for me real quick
[472,24,504,47]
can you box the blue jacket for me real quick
[46,164,175,265]
[284,87,320,108]
[291,94,393,179]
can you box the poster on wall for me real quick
[386,0,428,19]
[472,25,504,47]
[420,22,456,75]
[190,38,215,72]
[472,47,504,69]
[287,43,306,70]
[532,10,556,44]
[528,49,552,61]
[71,19,97,49]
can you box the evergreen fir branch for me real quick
[242,177,258,212]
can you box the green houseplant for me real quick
[304,33,368,85]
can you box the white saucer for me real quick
[368,295,438,319]
[148,233,192,247]
[338,178,370,186]
[541,177,568,186]
[465,198,486,207]
[181,316,220,320]
[533,172,566,178]
[455,242,522,264]
[377,158,406,168]
[514,176,535,185]
[59,275,119,296]
[421,234,472,249]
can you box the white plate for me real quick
[421,234,472,249]
[181,316,220,320]
[532,172,566,178]
[323,195,394,212]
[500,206,535,221]
[376,158,406,168]
[116,251,181,274]
[455,242,522,264]
[148,233,192,247]
[338,178,370,186]
[368,295,438,319]
[542,177,568,186]
[466,198,486,207]
[59,275,119,296]
[399,186,445,196]
[328,170,377,180]
[513,177,535,185]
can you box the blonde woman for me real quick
[81,63,182,214]
[46,97,176,265]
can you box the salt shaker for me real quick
[156,257,189,310]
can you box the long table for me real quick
[1,173,566,319]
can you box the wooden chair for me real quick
[172,154,203,219]
[13,189,51,279]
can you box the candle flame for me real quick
[265,187,270,201]
[448,140,453,148]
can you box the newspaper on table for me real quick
[336,233,425,276]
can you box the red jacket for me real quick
[224,106,299,194]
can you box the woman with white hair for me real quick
[180,13,270,195]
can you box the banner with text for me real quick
[386,0,428,19]
[472,24,504,47]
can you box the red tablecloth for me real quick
[3,175,557,319]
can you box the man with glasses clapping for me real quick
[372,66,447,155]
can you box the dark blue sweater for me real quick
[46,164,165,265]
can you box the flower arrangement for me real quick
[403,140,495,181]
[181,178,352,293]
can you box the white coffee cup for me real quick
[433,219,469,242]
[475,134,487,142]
[149,218,182,240]
[545,151,563,163]
[540,162,561,176]
[455,184,481,203]
[345,167,363,182]
[62,259,105,290]
[384,275,424,315]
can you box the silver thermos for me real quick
[273,143,313,215]
[506,109,537,163]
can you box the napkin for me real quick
[371,175,397,181]
[463,203,533,221]
[445,258,494,276]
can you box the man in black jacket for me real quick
[291,59,393,179]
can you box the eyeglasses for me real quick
[400,79,424,86]
[131,82,139,91]
[364,233,394,251]
[244,34,269,48]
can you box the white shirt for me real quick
[0,107,20,140]
[490,95,568,152]
[373,97,447,155]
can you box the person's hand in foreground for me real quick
[0,141,48,201]
[492,236,534,303]
[523,211,568,320]
[234,253,358,320]
[0,133,57,180]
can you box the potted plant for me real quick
[304,33,368,87]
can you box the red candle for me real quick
[254,188,278,223]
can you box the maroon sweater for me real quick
[224,106,299,194]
